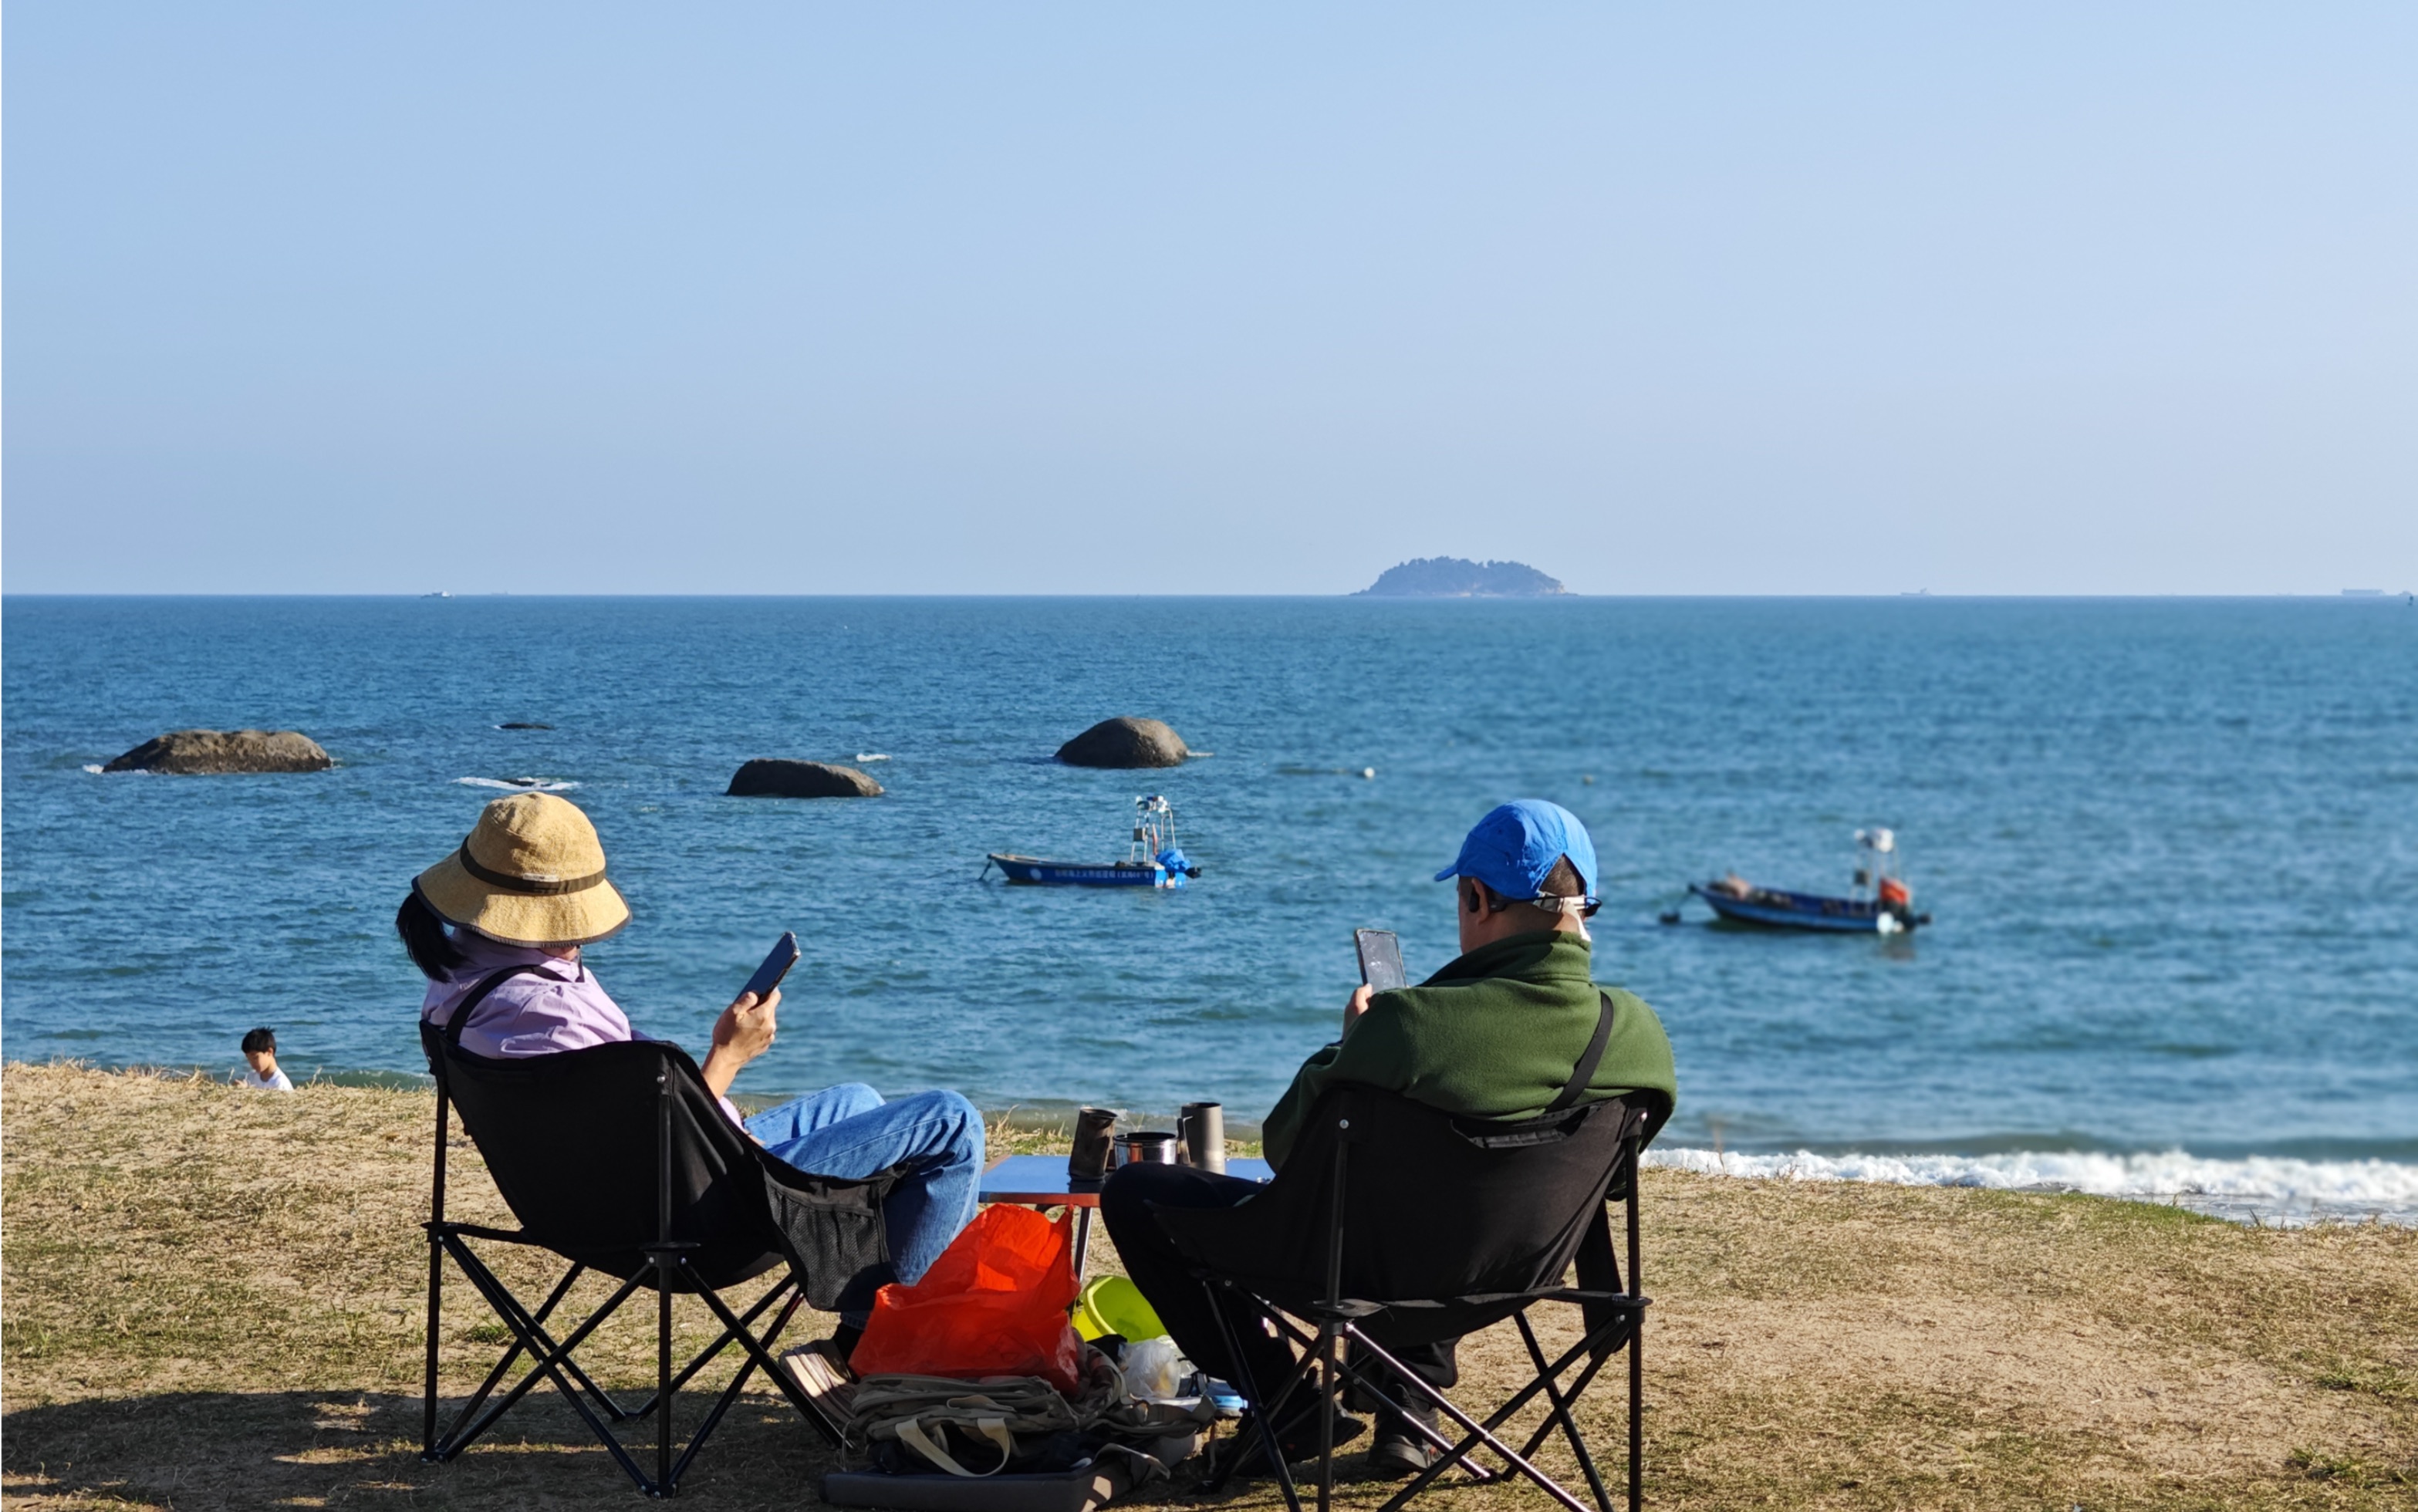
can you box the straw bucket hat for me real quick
[414,792,632,947]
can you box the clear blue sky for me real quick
[5,4,2413,594]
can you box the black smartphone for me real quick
[741,931,802,1001]
[1354,928,1407,993]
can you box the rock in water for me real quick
[1055,717,1190,769]
[726,759,884,798]
[101,729,335,775]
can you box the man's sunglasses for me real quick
[1535,893,1603,920]
[1465,880,1600,920]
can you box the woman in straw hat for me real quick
[401,792,984,1359]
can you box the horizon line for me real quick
[5,590,2413,602]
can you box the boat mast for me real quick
[1130,795,1174,866]
[1852,827,1896,903]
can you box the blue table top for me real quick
[980,1153,1274,1206]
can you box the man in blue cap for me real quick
[1101,800,1677,1477]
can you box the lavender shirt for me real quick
[422,930,744,1126]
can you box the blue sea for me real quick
[5,596,2414,1222]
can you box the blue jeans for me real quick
[745,1084,985,1321]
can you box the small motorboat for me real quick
[984,795,1201,889]
[1688,828,1930,933]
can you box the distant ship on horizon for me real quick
[1354,557,1569,598]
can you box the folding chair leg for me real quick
[657,1256,676,1495]
[648,1277,816,1487]
[1316,1324,1338,1512]
[1254,1310,1492,1488]
[1198,1283,1309,1512]
[687,1268,842,1448]
[447,1254,819,1498]
[668,1285,810,1487]
[1348,1326,1597,1512]
[622,1275,798,1422]
[1628,1312,1643,1512]
[441,1261,598,1447]
[424,1084,452,1460]
[442,1269,640,1452]
[1248,1328,1332,1512]
[1516,1312,1615,1512]
[422,1229,445,1458]
[441,1242,634,1424]
[1381,1311,1636,1512]
[436,1244,650,1473]
[1320,1344,1493,1485]
[437,1243,643,1449]
[1516,1343,1617,1460]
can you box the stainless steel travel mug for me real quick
[1180,1102,1226,1173]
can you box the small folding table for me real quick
[978,1153,1275,1280]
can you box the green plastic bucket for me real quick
[1074,1274,1167,1342]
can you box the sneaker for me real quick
[1365,1404,1442,1479]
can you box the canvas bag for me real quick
[846,1375,1086,1477]
[847,1352,1213,1478]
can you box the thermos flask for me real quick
[1069,1107,1120,1182]
[1180,1101,1226,1173]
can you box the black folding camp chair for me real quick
[1153,1082,1660,1512]
[420,968,901,1497]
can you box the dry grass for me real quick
[3,1061,2413,1510]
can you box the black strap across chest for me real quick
[1540,991,1618,1116]
[440,965,550,1054]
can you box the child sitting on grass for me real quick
[238,1027,293,1092]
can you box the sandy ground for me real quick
[3,1062,2411,1510]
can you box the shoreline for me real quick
[17,1055,2415,1230]
[1645,1146,2418,1229]
[7,1061,2412,1509]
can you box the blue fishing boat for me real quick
[984,795,1201,889]
[1686,829,1930,933]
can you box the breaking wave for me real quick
[454,776,579,792]
[1644,1146,2418,1225]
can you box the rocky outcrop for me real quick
[102,729,334,775]
[1055,717,1190,769]
[726,759,884,798]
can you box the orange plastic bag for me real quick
[850,1205,1085,1393]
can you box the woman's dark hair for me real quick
[397,890,468,980]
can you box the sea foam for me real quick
[454,776,579,792]
[1645,1146,2418,1225]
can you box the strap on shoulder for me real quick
[1542,991,1617,1116]
[439,966,549,1053]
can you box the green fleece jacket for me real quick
[1261,931,1677,1170]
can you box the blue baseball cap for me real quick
[1434,800,1599,901]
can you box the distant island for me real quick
[1353,557,1569,598]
